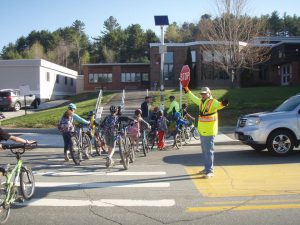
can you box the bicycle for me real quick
[107,124,134,170]
[145,120,158,150]
[0,142,37,224]
[70,124,92,165]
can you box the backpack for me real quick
[127,120,140,138]
[102,115,118,135]
[57,116,73,133]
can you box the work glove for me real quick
[183,86,190,94]
[221,99,229,106]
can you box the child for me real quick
[100,105,119,167]
[58,103,90,162]
[157,110,168,150]
[127,109,151,152]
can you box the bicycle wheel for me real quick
[147,132,155,150]
[126,137,135,163]
[142,137,147,157]
[174,133,182,149]
[82,133,92,158]
[94,131,103,156]
[0,184,10,224]
[118,137,129,170]
[20,167,35,200]
[192,127,200,140]
[183,128,192,144]
[70,136,81,165]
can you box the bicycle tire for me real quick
[183,129,192,144]
[20,167,35,200]
[192,127,200,140]
[142,137,147,157]
[94,131,104,156]
[147,131,156,150]
[0,185,10,224]
[126,137,135,163]
[70,136,81,165]
[118,137,129,170]
[0,205,10,224]
[174,133,182,149]
[82,133,92,158]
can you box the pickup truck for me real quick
[235,93,300,156]
[0,89,40,111]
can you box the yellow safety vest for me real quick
[187,91,225,136]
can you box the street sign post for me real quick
[179,65,190,112]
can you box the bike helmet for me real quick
[135,108,142,116]
[169,95,175,100]
[68,103,77,110]
[110,105,117,113]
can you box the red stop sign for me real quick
[180,65,190,87]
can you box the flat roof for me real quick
[83,63,149,66]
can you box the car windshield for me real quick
[0,92,10,97]
[274,95,300,112]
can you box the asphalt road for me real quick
[1,142,300,225]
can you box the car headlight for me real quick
[246,117,261,126]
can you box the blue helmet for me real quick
[173,112,181,120]
[68,103,77,110]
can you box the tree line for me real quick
[1,11,300,73]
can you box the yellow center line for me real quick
[204,199,300,205]
[187,203,300,212]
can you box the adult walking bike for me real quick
[0,141,37,224]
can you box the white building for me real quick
[0,59,78,100]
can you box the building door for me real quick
[281,64,291,86]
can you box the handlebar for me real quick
[2,141,37,154]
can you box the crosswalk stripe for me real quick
[33,171,166,176]
[35,182,170,188]
[22,199,175,207]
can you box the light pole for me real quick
[154,15,169,110]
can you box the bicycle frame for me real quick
[3,159,23,205]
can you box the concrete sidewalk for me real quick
[7,128,240,148]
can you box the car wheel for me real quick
[267,130,295,156]
[14,102,21,111]
[249,144,266,152]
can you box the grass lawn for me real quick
[1,86,299,128]
[151,86,300,127]
[0,92,115,128]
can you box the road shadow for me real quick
[163,148,300,166]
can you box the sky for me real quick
[1,0,300,51]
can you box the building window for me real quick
[88,73,113,83]
[259,67,268,81]
[56,75,59,83]
[121,72,142,82]
[70,78,73,86]
[65,77,68,85]
[142,73,149,81]
[164,52,174,80]
[46,72,50,82]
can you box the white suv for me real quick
[235,94,300,156]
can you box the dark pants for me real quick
[62,132,72,154]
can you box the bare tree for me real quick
[199,0,270,87]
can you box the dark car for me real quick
[0,89,40,111]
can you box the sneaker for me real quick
[79,153,83,161]
[204,172,214,178]
[105,157,114,168]
[198,169,207,175]
[64,153,70,162]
